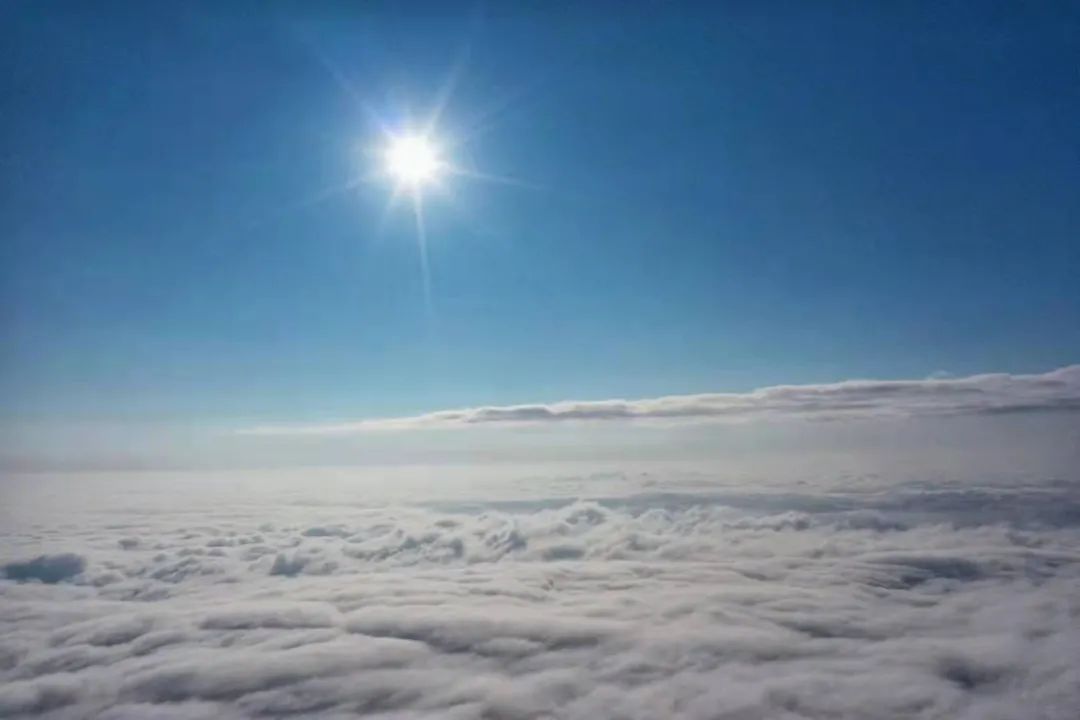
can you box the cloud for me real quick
[1,470,1079,718]
[239,365,1080,435]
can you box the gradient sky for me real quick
[2,2,1079,466]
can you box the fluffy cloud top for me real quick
[241,365,1080,435]
[1,470,1079,719]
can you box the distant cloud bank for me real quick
[242,365,1080,435]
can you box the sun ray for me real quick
[411,189,433,320]
[241,176,367,231]
[425,42,473,139]
[445,166,544,190]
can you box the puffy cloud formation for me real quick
[242,365,1080,434]
[1,469,1079,718]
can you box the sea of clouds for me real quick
[1,467,1079,719]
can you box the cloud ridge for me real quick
[242,365,1080,435]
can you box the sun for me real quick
[385,134,441,187]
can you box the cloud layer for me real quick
[241,365,1080,435]
[2,469,1079,718]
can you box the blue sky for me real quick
[2,2,1079,460]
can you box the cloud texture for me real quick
[2,469,1079,718]
[241,365,1080,434]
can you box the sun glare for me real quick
[386,135,441,187]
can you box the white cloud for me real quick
[1,469,1079,718]
[239,365,1080,435]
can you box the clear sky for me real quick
[2,2,1079,469]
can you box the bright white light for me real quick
[385,135,441,186]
